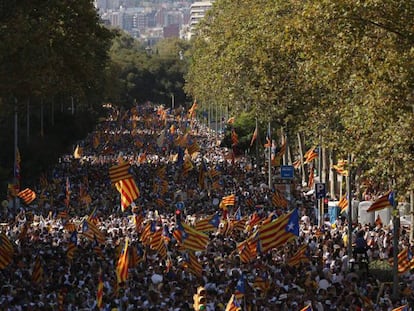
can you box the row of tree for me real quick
[185,0,414,197]
[0,1,191,191]
[1,0,413,200]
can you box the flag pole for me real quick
[410,190,414,244]
[268,121,272,189]
[392,191,399,300]
[318,135,323,227]
[297,133,305,186]
[255,118,259,170]
[346,153,352,262]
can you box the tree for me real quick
[293,0,414,193]
[185,0,414,196]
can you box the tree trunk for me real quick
[26,98,30,143]
[40,98,44,138]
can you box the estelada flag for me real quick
[367,191,394,212]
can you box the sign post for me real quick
[280,165,294,180]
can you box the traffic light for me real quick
[323,197,329,215]
[193,286,207,310]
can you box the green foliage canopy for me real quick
[185,0,414,194]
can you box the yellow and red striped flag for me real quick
[275,140,286,159]
[182,156,194,176]
[0,232,14,269]
[173,221,209,252]
[115,178,140,212]
[64,177,71,208]
[149,228,163,251]
[57,288,66,311]
[188,100,198,118]
[155,197,166,208]
[388,248,414,274]
[140,221,156,246]
[392,305,409,311]
[225,294,242,311]
[32,256,43,284]
[288,245,309,267]
[258,208,299,254]
[332,159,348,176]
[220,194,236,208]
[304,147,318,164]
[246,212,262,232]
[250,126,258,147]
[218,219,233,236]
[367,191,394,212]
[116,239,129,284]
[308,167,314,189]
[109,162,132,184]
[17,188,36,205]
[67,231,78,261]
[93,236,104,259]
[339,195,349,214]
[293,159,301,169]
[97,270,104,309]
[271,190,288,208]
[81,220,105,244]
[253,274,271,295]
[195,213,221,232]
[231,129,239,146]
[187,141,200,155]
[183,252,203,278]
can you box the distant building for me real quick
[164,24,180,38]
[95,0,198,42]
[189,1,214,39]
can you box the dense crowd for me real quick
[0,104,412,311]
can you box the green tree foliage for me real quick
[107,32,191,108]
[0,0,113,104]
[185,0,414,194]
[295,1,414,193]
[0,1,113,191]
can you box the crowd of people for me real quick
[0,103,413,310]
